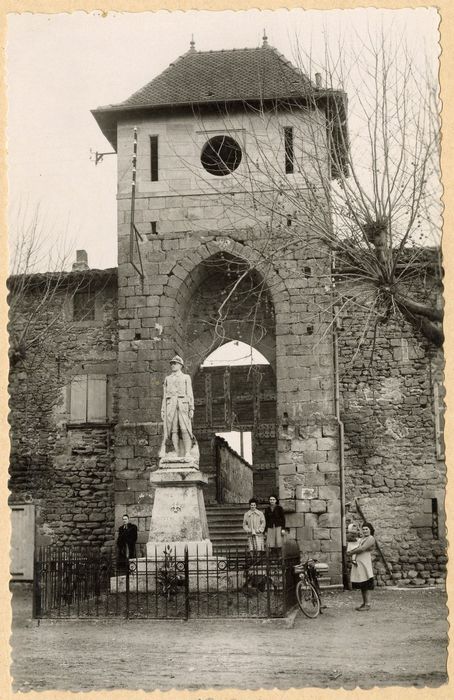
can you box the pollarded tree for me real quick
[181,23,443,356]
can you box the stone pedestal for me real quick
[146,461,213,557]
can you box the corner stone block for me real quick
[285,512,305,528]
[304,513,319,528]
[303,540,321,553]
[422,499,433,514]
[317,437,337,451]
[295,486,318,500]
[279,463,297,475]
[297,526,314,541]
[329,529,342,546]
[325,473,341,486]
[115,491,136,505]
[303,451,326,464]
[291,438,317,452]
[310,500,327,514]
[298,425,322,439]
[305,471,326,487]
[318,461,339,473]
[412,514,433,528]
[318,512,341,528]
[313,528,331,540]
[326,499,341,515]
[320,539,341,553]
[318,485,340,500]
[296,500,311,513]
[278,477,295,501]
[322,422,338,437]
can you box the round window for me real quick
[201,135,242,176]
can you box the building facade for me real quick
[8,42,446,587]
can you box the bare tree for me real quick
[8,203,97,368]
[173,25,443,356]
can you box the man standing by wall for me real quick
[117,514,138,567]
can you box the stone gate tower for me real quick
[93,38,349,583]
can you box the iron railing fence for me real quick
[33,545,299,620]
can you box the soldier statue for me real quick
[160,355,197,463]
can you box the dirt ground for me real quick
[9,584,448,692]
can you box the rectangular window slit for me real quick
[432,498,439,539]
[284,127,294,174]
[150,135,159,182]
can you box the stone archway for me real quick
[168,251,278,504]
[157,241,289,377]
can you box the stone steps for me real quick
[206,504,249,553]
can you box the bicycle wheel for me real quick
[296,579,321,618]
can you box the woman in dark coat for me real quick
[264,494,286,551]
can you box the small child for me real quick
[347,523,359,566]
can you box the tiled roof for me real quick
[91,44,348,176]
[116,46,313,109]
[92,45,318,147]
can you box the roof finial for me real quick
[189,35,196,52]
[262,30,268,47]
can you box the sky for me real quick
[7,8,440,271]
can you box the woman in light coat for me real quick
[243,498,266,552]
[349,522,376,611]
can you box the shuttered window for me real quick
[70,374,107,423]
[150,135,159,181]
[73,290,96,321]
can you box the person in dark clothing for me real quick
[281,527,301,560]
[264,494,286,551]
[117,514,138,567]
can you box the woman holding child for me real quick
[348,522,376,611]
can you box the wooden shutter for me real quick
[87,374,107,422]
[70,375,88,422]
[10,505,35,580]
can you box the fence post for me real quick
[32,549,41,619]
[282,556,287,616]
[184,546,190,620]
[266,551,271,617]
[125,559,130,619]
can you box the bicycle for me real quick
[294,559,327,618]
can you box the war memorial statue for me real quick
[147,354,210,555]
[159,355,199,465]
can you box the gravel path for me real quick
[10,585,448,692]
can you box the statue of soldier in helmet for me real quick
[160,355,198,464]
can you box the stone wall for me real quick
[113,422,160,550]
[215,435,253,503]
[8,271,118,548]
[338,313,446,585]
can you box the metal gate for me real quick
[33,545,298,619]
